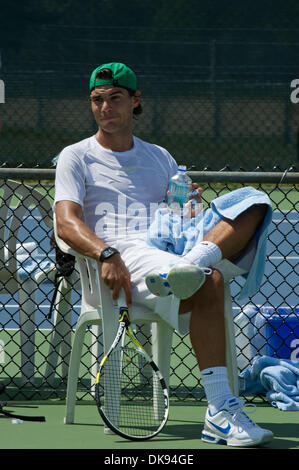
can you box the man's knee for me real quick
[191,269,225,319]
[204,268,224,289]
[241,203,268,223]
[179,268,224,314]
[194,268,224,302]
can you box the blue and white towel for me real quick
[147,186,273,300]
[239,355,299,411]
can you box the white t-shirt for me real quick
[54,135,178,246]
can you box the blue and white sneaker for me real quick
[145,263,209,299]
[201,397,274,447]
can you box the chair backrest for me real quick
[0,179,53,293]
[53,212,106,314]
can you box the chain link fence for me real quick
[1,74,298,171]
[0,169,298,403]
[1,27,299,170]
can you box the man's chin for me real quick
[100,123,119,133]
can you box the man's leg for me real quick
[180,204,267,381]
[185,203,268,267]
[179,204,273,446]
[204,204,268,259]
[184,204,268,362]
[146,203,269,299]
[144,203,273,445]
[181,269,225,369]
[180,269,234,417]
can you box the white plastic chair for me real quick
[0,180,54,384]
[53,216,173,424]
[0,180,74,386]
[53,214,238,425]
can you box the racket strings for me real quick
[97,347,166,437]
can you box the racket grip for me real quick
[115,290,127,308]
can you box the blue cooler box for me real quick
[234,306,299,370]
[264,307,299,360]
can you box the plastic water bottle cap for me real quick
[178,165,187,172]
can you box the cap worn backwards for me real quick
[89,62,137,92]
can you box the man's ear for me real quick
[132,90,141,109]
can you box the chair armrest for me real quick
[53,213,94,261]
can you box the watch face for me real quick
[100,247,118,261]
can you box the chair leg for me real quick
[44,283,72,385]
[151,321,173,390]
[64,320,86,424]
[224,283,239,397]
[18,278,36,386]
[64,310,102,424]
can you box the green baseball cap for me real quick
[89,62,137,92]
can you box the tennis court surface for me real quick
[0,180,298,451]
[0,400,298,450]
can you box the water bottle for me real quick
[167,165,192,209]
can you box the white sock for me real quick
[201,366,234,414]
[184,241,222,268]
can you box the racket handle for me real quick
[113,290,127,308]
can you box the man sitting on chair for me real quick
[54,62,273,447]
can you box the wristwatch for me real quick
[99,246,119,262]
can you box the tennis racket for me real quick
[94,305,169,441]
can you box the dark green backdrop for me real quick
[1,1,299,169]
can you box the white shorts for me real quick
[116,236,256,335]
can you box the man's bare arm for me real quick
[55,200,132,305]
[55,200,107,258]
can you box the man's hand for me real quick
[100,253,133,307]
[183,183,204,218]
[188,182,203,203]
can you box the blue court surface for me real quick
[0,208,298,329]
